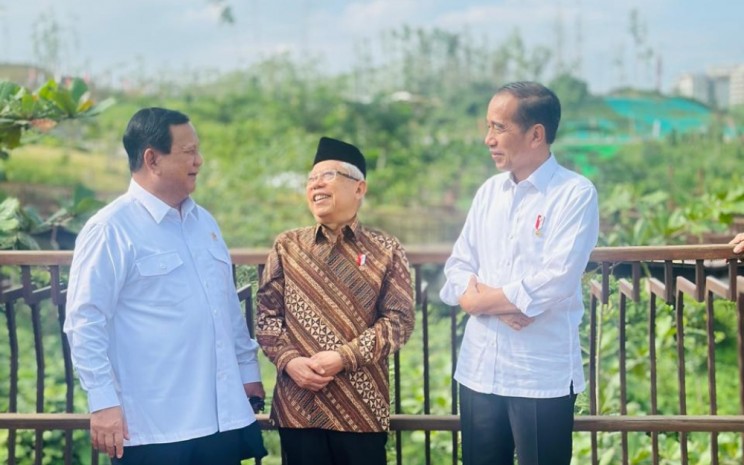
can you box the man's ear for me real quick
[529,124,546,147]
[143,148,158,172]
[356,180,368,198]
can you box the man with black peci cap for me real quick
[256,136,415,465]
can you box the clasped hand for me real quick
[285,351,343,391]
[459,275,534,331]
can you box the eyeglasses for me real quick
[306,170,360,185]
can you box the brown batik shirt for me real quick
[256,218,415,432]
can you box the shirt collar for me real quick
[128,179,197,223]
[525,154,558,194]
[503,153,558,194]
[313,217,361,244]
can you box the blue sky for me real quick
[1,0,742,94]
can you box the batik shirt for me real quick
[257,219,415,432]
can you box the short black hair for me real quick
[122,107,190,172]
[496,82,561,144]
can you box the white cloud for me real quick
[339,0,424,34]
[2,0,741,94]
[436,1,559,28]
[179,4,225,25]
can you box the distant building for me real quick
[674,64,744,109]
[729,65,744,107]
[0,63,51,88]
[675,73,711,104]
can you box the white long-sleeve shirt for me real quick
[440,155,599,398]
[64,180,261,446]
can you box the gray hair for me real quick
[339,161,366,205]
[340,161,365,181]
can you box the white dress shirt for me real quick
[440,155,599,398]
[64,180,261,446]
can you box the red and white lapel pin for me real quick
[356,253,367,267]
[534,214,545,237]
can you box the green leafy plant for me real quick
[0,78,114,160]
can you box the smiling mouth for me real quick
[313,194,331,203]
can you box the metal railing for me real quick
[1,245,743,464]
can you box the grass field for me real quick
[1,145,130,214]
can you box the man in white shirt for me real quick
[440,82,599,465]
[64,107,267,464]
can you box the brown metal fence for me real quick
[1,246,743,464]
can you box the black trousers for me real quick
[111,422,266,465]
[459,384,576,465]
[278,427,387,465]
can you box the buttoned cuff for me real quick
[502,281,534,317]
[87,385,120,413]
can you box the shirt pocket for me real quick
[206,245,234,293]
[131,251,192,306]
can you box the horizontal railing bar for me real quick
[0,245,741,267]
[0,414,90,429]
[3,414,744,433]
[590,245,740,262]
[0,251,72,266]
[575,416,744,433]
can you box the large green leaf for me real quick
[0,217,20,232]
[0,125,22,149]
[0,197,21,219]
[0,81,21,105]
[20,91,37,116]
[67,77,90,105]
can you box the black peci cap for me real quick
[313,136,366,177]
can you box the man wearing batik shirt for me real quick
[256,136,415,465]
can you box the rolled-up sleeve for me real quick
[439,190,482,306]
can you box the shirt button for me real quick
[213,309,218,315]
